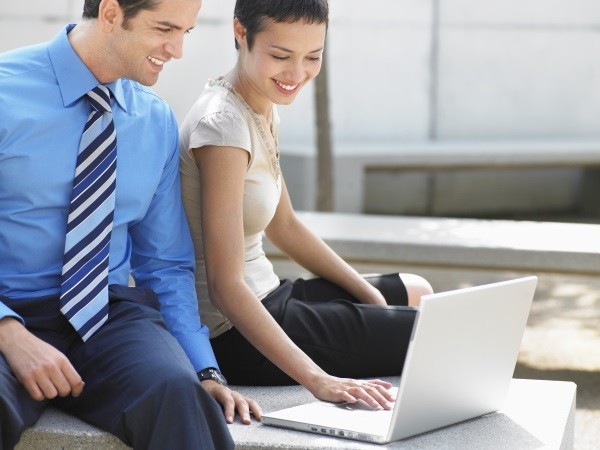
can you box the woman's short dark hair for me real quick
[233,0,329,50]
[83,0,161,26]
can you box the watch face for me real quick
[201,368,227,386]
[212,369,228,386]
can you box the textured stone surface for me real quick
[18,379,575,449]
[16,408,130,449]
[267,211,600,274]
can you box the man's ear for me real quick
[233,18,248,49]
[98,0,123,31]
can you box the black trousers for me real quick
[0,286,233,450]
[211,274,417,385]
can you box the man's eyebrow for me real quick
[270,45,324,53]
[154,20,195,31]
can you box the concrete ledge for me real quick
[330,140,600,168]
[16,408,129,450]
[281,140,600,213]
[231,379,576,449]
[265,212,600,275]
[18,379,575,449]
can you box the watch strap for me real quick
[198,367,228,386]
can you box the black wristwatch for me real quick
[198,367,228,386]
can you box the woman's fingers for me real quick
[315,376,396,410]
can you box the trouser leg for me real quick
[0,295,72,450]
[289,273,409,306]
[270,279,417,379]
[0,354,47,450]
[52,288,233,450]
[212,276,416,385]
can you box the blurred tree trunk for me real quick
[314,46,334,212]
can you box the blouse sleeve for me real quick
[187,110,252,158]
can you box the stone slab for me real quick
[231,379,576,449]
[18,379,575,449]
[280,140,600,213]
[265,211,600,275]
[364,167,581,216]
[16,408,130,450]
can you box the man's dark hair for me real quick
[233,0,329,51]
[83,0,161,26]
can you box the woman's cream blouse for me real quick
[179,78,282,338]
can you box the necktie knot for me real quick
[87,85,112,113]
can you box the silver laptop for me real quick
[262,276,537,444]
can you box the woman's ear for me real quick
[233,18,248,49]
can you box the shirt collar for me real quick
[47,24,127,112]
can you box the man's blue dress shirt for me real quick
[0,25,218,371]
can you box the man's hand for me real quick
[0,318,84,401]
[201,379,262,424]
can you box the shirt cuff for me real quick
[175,330,220,372]
[0,302,24,325]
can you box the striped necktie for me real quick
[60,85,117,341]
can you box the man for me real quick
[0,0,260,448]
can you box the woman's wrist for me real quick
[299,365,329,393]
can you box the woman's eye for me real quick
[271,55,288,61]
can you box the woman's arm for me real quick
[193,145,393,408]
[265,180,387,305]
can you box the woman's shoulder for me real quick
[180,79,253,154]
[181,79,250,137]
[190,78,248,120]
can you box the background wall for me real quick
[2,0,600,215]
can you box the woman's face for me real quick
[238,18,327,107]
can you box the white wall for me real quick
[436,0,600,140]
[2,0,600,151]
[326,0,434,144]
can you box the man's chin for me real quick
[136,74,160,87]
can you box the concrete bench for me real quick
[282,140,600,215]
[265,211,600,277]
[17,378,575,449]
[16,212,588,449]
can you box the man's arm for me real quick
[127,110,218,371]
[127,110,261,422]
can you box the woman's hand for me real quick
[358,283,388,305]
[307,375,395,410]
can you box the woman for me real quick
[179,0,433,409]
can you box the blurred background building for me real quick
[3,0,600,219]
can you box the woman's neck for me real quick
[224,67,273,119]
